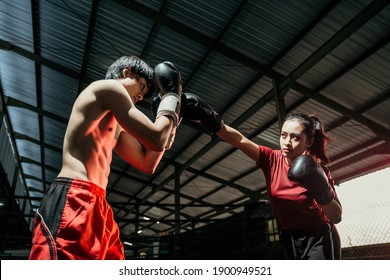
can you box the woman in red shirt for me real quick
[181,93,342,260]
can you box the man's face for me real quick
[132,75,149,103]
[123,68,148,104]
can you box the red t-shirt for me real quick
[257,145,336,231]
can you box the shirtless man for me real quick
[29,56,182,260]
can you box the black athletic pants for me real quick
[280,223,341,260]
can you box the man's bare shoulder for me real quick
[76,79,126,107]
[86,79,123,93]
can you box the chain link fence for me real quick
[337,168,390,259]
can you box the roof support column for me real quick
[174,167,181,258]
[272,77,287,130]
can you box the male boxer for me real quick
[29,57,182,260]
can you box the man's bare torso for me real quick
[58,81,118,189]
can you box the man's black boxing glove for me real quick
[288,155,335,205]
[154,61,182,97]
[153,61,182,126]
[180,92,224,135]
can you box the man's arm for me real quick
[97,80,174,151]
[102,62,182,152]
[113,61,183,172]
[114,126,166,174]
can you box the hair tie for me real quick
[314,120,321,131]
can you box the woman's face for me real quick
[279,119,312,164]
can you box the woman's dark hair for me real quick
[285,112,331,164]
[105,56,154,99]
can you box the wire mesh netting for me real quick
[337,167,390,259]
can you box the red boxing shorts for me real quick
[29,177,124,260]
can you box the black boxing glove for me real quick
[153,61,182,126]
[151,94,161,120]
[288,155,335,205]
[180,92,224,135]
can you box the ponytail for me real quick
[309,115,331,164]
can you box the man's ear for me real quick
[122,67,133,78]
